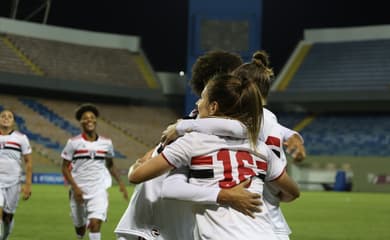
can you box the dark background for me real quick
[1,0,389,75]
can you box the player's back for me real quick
[163,132,283,240]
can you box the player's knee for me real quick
[88,219,101,232]
[2,213,13,224]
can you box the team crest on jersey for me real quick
[89,150,96,159]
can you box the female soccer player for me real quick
[162,50,304,239]
[0,108,32,240]
[61,103,128,240]
[129,74,300,239]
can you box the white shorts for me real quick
[276,233,290,240]
[0,184,21,214]
[70,189,109,227]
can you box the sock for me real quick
[3,219,14,240]
[89,232,101,240]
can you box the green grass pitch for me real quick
[9,185,390,240]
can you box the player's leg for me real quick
[2,184,20,240]
[0,190,4,240]
[86,190,109,240]
[88,218,102,240]
[1,213,13,240]
[70,189,87,239]
[0,210,3,240]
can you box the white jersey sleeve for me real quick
[161,167,220,203]
[106,139,115,158]
[176,118,246,138]
[262,144,286,182]
[278,123,304,143]
[161,134,195,168]
[61,138,74,161]
[21,134,32,155]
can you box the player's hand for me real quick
[217,179,262,218]
[161,122,179,146]
[73,187,84,204]
[119,183,129,201]
[22,183,32,200]
[284,133,306,163]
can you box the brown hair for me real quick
[191,50,243,96]
[206,74,263,149]
[232,50,274,99]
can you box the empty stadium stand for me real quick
[287,40,390,92]
[276,111,390,156]
[269,26,390,113]
[7,33,149,88]
[0,35,35,75]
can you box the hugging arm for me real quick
[278,124,306,162]
[162,118,246,146]
[161,168,262,218]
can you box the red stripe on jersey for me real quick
[75,150,89,154]
[265,136,281,147]
[256,161,268,171]
[96,150,107,154]
[191,155,213,165]
[6,141,21,147]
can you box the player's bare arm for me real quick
[161,121,180,146]
[61,159,84,204]
[128,148,154,178]
[106,157,129,201]
[22,153,33,200]
[217,179,262,218]
[269,170,300,202]
[284,133,306,162]
[161,169,263,217]
[128,154,174,184]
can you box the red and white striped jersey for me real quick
[174,108,294,235]
[162,131,284,240]
[0,130,32,187]
[61,133,114,199]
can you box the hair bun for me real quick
[252,50,270,67]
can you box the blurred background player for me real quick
[61,103,128,240]
[128,73,300,239]
[0,109,32,240]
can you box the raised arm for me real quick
[128,153,174,184]
[162,118,246,146]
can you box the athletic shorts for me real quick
[275,233,290,240]
[0,184,21,214]
[70,189,109,227]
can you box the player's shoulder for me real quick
[12,130,25,136]
[98,135,112,141]
[184,131,218,140]
[97,135,113,146]
[263,108,277,122]
[255,141,275,158]
[69,134,83,141]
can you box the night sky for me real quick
[1,0,390,74]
